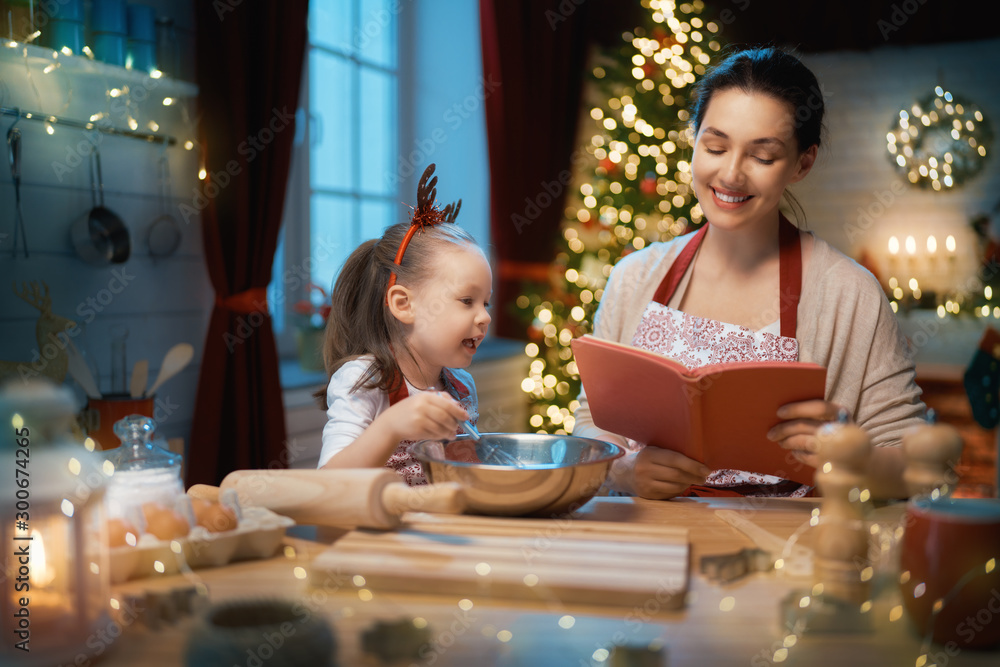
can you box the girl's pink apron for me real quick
[384,369,477,486]
[630,215,810,497]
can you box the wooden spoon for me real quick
[66,339,101,399]
[129,359,148,398]
[146,343,194,397]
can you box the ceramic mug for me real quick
[899,496,1000,648]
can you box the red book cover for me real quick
[571,335,827,486]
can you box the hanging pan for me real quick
[71,146,131,264]
[147,150,181,257]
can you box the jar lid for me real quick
[106,414,182,472]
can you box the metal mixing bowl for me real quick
[408,434,624,517]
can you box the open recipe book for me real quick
[571,335,827,486]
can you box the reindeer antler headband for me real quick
[386,163,462,295]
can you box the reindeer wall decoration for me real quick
[0,281,77,385]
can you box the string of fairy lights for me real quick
[515,0,721,435]
[1,34,201,166]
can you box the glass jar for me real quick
[104,414,184,520]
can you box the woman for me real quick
[572,47,925,500]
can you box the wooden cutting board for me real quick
[309,513,690,609]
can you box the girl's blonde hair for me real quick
[318,217,479,407]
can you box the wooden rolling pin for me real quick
[188,469,465,530]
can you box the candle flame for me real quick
[927,236,937,253]
[31,530,56,587]
[905,236,916,255]
[946,235,956,252]
[888,236,899,255]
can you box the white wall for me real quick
[795,38,1000,295]
[0,1,203,447]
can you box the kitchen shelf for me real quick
[0,40,197,144]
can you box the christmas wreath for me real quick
[886,86,993,191]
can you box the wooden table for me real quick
[98,496,999,666]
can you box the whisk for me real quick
[460,421,523,468]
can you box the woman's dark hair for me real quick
[315,220,479,407]
[691,46,825,153]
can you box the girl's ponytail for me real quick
[318,238,400,404]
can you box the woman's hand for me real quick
[767,400,848,469]
[628,447,712,500]
[380,392,469,443]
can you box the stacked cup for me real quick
[46,0,86,54]
[91,0,128,66]
[126,4,157,73]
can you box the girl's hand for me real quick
[381,392,469,443]
[630,447,712,500]
[768,400,848,468]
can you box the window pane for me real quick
[269,227,286,333]
[311,194,356,295]
[309,0,353,54]
[360,198,396,244]
[358,0,397,68]
[311,50,353,191]
[359,67,396,195]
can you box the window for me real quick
[271,0,490,362]
[271,0,400,348]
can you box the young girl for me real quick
[317,165,492,485]
[572,47,925,500]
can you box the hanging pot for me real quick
[71,146,131,264]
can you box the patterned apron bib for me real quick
[385,368,477,486]
[630,215,810,497]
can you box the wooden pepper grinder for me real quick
[813,409,873,605]
[901,408,964,498]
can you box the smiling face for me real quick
[401,243,492,376]
[691,88,817,232]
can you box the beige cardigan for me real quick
[573,229,926,451]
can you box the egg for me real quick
[106,517,139,548]
[141,502,190,540]
[190,497,238,533]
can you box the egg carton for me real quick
[108,506,294,583]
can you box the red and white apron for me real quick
[630,214,810,497]
[384,368,477,486]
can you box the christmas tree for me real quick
[516,0,723,434]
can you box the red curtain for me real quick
[479,0,594,338]
[187,1,308,486]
